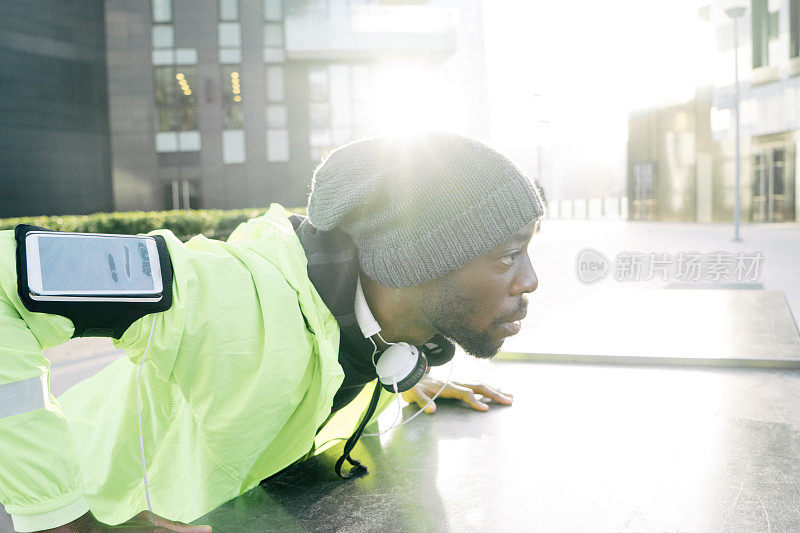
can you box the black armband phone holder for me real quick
[15,224,174,339]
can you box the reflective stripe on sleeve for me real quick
[9,495,90,532]
[0,375,46,419]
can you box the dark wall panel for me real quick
[0,0,112,218]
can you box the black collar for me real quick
[291,215,378,411]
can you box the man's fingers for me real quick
[426,382,489,411]
[448,385,489,412]
[414,387,437,413]
[402,385,437,413]
[412,378,513,412]
[468,383,514,405]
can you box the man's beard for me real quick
[438,324,503,359]
[421,281,505,358]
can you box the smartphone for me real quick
[24,231,164,302]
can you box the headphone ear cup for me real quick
[379,347,428,393]
[420,334,455,367]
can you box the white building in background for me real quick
[706,0,800,223]
[106,0,489,212]
[627,0,799,223]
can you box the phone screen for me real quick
[35,234,157,293]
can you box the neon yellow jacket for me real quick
[0,204,390,531]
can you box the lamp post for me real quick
[726,6,746,241]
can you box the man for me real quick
[0,133,543,532]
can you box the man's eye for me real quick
[499,252,519,266]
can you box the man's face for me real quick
[421,220,539,358]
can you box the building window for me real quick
[263,48,286,63]
[222,66,243,129]
[791,0,799,59]
[328,65,352,130]
[266,106,289,162]
[223,130,246,164]
[264,0,282,21]
[752,0,778,68]
[151,1,200,155]
[306,64,376,161]
[267,130,289,162]
[152,0,172,23]
[152,25,174,48]
[308,68,329,102]
[218,23,242,48]
[153,48,197,66]
[153,67,200,153]
[263,22,285,63]
[265,65,285,102]
[328,64,372,144]
[308,102,330,129]
[154,67,198,132]
[308,68,330,162]
[219,22,242,64]
[632,162,657,220]
[263,23,284,47]
[751,146,795,222]
[220,0,238,21]
[351,64,373,129]
[265,66,289,162]
[266,104,287,128]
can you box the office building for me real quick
[628,0,800,223]
[106,0,488,211]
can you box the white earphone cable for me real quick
[136,313,157,513]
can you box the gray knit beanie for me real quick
[307,132,545,288]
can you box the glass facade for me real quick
[154,67,198,133]
[222,66,243,129]
[751,145,796,222]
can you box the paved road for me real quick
[526,219,800,330]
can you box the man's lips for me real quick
[498,309,527,337]
[499,320,522,336]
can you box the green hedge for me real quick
[0,207,306,242]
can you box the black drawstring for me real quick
[335,380,383,479]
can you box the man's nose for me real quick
[515,252,538,294]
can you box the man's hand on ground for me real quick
[401,377,513,414]
[41,510,211,532]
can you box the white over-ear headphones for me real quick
[362,331,456,438]
[372,337,428,393]
[353,276,456,438]
[355,278,428,393]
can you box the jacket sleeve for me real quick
[0,231,90,532]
